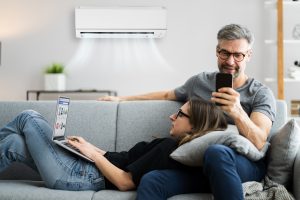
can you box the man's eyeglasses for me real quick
[217,49,248,62]
[175,109,190,119]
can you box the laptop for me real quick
[52,97,94,162]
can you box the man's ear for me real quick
[246,49,253,61]
[216,47,219,57]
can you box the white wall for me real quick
[0,0,267,100]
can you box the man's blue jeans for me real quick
[0,110,105,191]
[136,144,266,200]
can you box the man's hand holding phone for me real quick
[212,73,245,119]
[214,73,233,106]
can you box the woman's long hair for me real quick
[179,98,228,146]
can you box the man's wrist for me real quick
[231,106,247,122]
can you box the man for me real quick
[99,24,276,200]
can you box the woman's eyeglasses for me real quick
[175,109,190,119]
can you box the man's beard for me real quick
[219,65,240,79]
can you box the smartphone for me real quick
[215,73,233,105]
[216,73,233,91]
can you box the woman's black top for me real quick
[103,137,194,189]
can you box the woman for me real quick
[0,98,227,191]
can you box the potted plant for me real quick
[44,63,66,91]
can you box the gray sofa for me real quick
[0,100,298,200]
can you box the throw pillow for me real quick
[170,125,269,166]
[267,119,300,189]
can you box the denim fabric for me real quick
[0,110,105,191]
[136,169,209,200]
[203,144,266,200]
[136,144,266,200]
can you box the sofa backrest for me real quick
[115,100,182,151]
[0,99,287,181]
[0,100,119,180]
[0,101,119,151]
[115,100,288,151]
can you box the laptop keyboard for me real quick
[63,142,81,153]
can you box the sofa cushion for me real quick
[267,119,300,189]
[93,190,136,200]
[0,180,94,200]
[170,125,269,166]
[168,193,212,200]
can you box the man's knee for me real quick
[203,144,235,170]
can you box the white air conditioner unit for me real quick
[75,6,167,38]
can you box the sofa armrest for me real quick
[293,147,300,199]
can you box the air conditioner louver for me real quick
[75,6,167,38]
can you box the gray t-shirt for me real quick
[174,71,276,125]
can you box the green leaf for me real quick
[45,63,65,74]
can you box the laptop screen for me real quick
[53,97,70,138]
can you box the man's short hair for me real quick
[217,24,254,47]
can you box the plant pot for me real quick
[44,74,66,91]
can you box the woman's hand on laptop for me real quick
[68,136,106,159]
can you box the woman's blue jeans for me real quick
[0,110,105,191]
[136,144,266,200]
